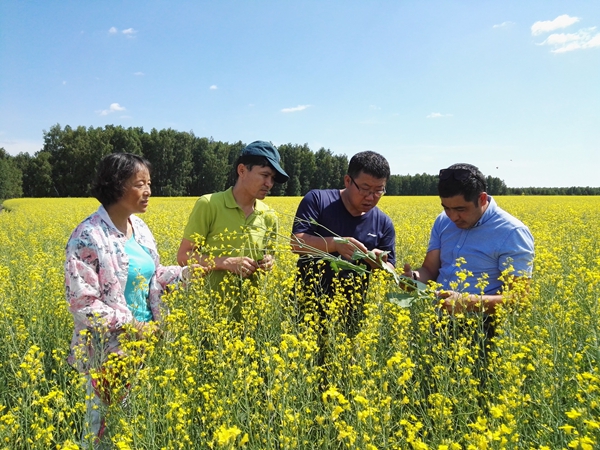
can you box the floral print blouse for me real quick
[65,205,182,372]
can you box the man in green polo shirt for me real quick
[177,141,289,293]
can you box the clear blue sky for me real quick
[1,1,599,188]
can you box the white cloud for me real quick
[538,27,600,53]
[588,33,600,47]
[369,104,381,110]
[109,27,137,38]
[210,85,218,90]
[426,112,452,119]
[281,104,311,113]
[133,72,145,76]
[98,103,126,116]
[493,21,515,29]
[531,14,580,35]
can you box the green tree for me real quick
[189,138,237,196]
[105,125,144,155]
[0,149,23,199]
[29,151,55,197]
[44,124,102,197]
[386,175,402,195]
[312,148,345,190]
[287,175,302,197]
[141,129,193,196]
[277,143,317,196]
[486,176,508,195]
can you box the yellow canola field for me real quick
[0,196,599,449]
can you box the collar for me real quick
[472,195,497,228]
[97,205,119,232]
[223,187,241,209]
[223,186,269,214]
[97,205,140,238]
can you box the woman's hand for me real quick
[181,264,205,281]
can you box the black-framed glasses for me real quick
[350,177,386,197]
[439,168,472,182]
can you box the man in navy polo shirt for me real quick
[291,151,396,333]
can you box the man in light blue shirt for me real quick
[404,163,534,316]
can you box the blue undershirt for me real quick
[124,234,155,322]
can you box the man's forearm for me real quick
[462,293,503,314]
[291,233,336,255]
[178,246,220,272]
[440,292,506,315]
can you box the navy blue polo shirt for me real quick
[292,189,396,266]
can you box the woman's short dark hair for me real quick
[438,163,487,204]
[91,153,152,207]
[347,151,390,180]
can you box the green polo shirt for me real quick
[183,187,278,289]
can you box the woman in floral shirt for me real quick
[65,152,191,445]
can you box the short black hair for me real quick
[91,153,151,207]
[438,163,487,204]
[347,151,390,181]
[232,154,273,182]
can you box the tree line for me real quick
[1,124,599,200]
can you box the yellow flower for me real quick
[565,408,583,420]
[215,424,242,446]
[559,424,575,434]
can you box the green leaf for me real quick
[330,258,369,273]
[351,249,368,260]
[379,262,400,284]
[398,275,428,292]
[387,292,416,308]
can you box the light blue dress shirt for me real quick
[427,195,534,295]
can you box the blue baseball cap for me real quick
[241,141,289,183]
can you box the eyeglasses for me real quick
[439,168,473,182]
[350,177,386,197]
